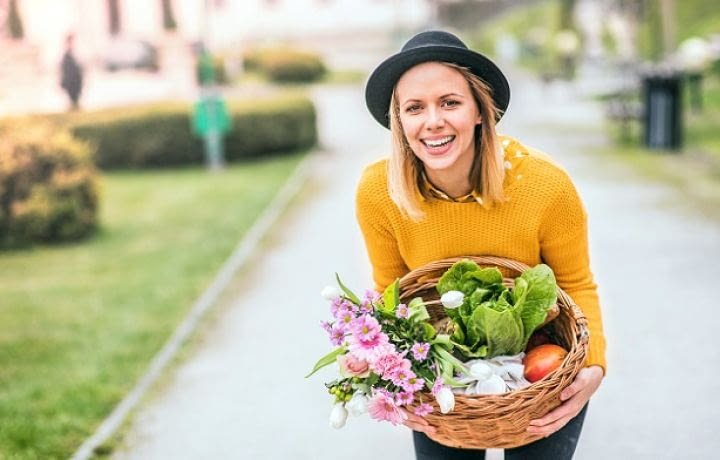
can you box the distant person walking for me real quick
[60,34,83,110]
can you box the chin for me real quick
[421,157,458,173]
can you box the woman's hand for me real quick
[402,409,437,435]
[526,365,604,437]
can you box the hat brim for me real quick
[365,45,510,129]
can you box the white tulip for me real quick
[440,291,464,309]
[321,286,341,301]
[329,402,348,429]
[469,361,493,382]
[346,392,369,417]
[476,374,507,395]
[436,387,456,414]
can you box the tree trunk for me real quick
[559,0,576,30]
[8,0,23,40]
[659,0,675,56]
[161,0,177,31]
[108,0,120,36]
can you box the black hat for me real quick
[365,30,510,129]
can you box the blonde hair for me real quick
[387,62,506,221]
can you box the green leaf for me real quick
[437,259,480,294]
[422,322,436,340]
[335,273,361,305]
[365,372,380,387]
[451,340,488,359]
[450,324,464,344]
[464,267,503,286]
[431,334,452,346]
[408,297,425,309]
[483,307,525,357]
[381,279,400,313]
[305,346,346,378]
[513,264,557,344]
[409,303,430,322]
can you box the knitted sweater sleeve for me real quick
[355,163,409,292]
[539,168,607,374]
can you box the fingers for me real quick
[402,410,437,434]
[528,401,576,428]
[526,415,570,437]
[560,381,582,401]
[527,367,604,437]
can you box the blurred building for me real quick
[0,0,434,73]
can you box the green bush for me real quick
[0,122,98,248]
[226,97,317,160]
[242,48,263,73]
[8,95,318,170]
[68,103,204,169]
[243,47,327,83]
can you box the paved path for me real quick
[112,70,720,459]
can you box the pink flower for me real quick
[350,315,381,341]
[333,302,354,322]
[403,376,425,393]
[413,403,433,417]
[431,377,445,396]
[347,331,393,362]
[329,325,345,347]
[395,303,410,319]
[337,353,371,378]
[411,342,430,361]
[337,310,354,328]
[359,300,374,314]
[371,353,410,379]
[363,290,381,303]
[330,298,344,316]
[391,369,416,388]
[367,391,408,426]
[320,320,333,333]
[395,391,415,406]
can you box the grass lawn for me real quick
[0,152,306,459]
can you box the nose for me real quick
[425,106,445,130]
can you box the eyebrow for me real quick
[401,93,465,106]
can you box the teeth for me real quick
[424,136,454,148]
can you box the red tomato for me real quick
[525,331,551,352]
[523,344,568,383]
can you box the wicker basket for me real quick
[399,256,589,449]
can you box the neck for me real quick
[425,169,472,198]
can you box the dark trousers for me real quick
[413,404,588,460]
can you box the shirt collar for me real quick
[420,170,483,204]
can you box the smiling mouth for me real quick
[421,135,456,148]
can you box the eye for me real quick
[405,104,421,113]
[442,99,460,108]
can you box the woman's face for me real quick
[395,62,481,177]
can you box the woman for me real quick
[356,30,606,460]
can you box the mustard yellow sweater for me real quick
[355,135,607,372]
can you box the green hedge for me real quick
[69,103,202,169]
[15,95,317,170]
[243,47,327,83]
[225,97,317,160]
[0,122,99,248]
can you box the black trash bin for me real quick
[642,72,684,150]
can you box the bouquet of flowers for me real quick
[306,260,559,430]
[305,275,468,429]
